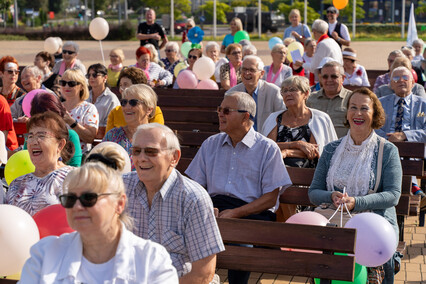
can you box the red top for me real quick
[0,95,18,150]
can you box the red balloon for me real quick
[33,204,74,239]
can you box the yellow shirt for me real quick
[107,69,121,88]
[105,106,164,134]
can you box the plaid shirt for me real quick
[123,169,224,277]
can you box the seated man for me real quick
[186,91,292,284]
[123,123,224,283]
[227,55,285,132]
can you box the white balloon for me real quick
[0,205,40,276]
[43,37,59,54]
[193,57,216,81]
[90,142,132,173]
[89,17,109,41]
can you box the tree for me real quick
[416,0,425,17]
[141,0,191,17]
[278,1,320,24]
[199,1,232,23]
[17,0,48,11]
[322,0,365,22]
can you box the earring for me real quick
[58,157,63,162]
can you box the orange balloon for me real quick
[332,0,348,10]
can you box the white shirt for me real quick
[328,21,351,41]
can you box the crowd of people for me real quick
[0,6,425,284]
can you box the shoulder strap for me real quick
[370,137,386,194]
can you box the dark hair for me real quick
[344,87,386,129]
[117,67,148,86]
[30,92,66,117]
[136,46,151,59]
[188,48,202,58]
[35,52,55,69]
[26,111,75,163]
[85,153,118,170]
[0,55,18,72]
[88,63,108,76]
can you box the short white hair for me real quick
[144,43,159,63]
[401,46,415,57]
[412,39,424,47]
[243,55,264,71]
[133,123,181,153]
[205,41,220,53]
[224,91,256,125]
[165,41,179,52]
[312,19,328,34]
[242,44,257,56]
[63,41,79,53]
[22,65,43,79]
[391,66,413,80]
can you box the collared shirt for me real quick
[87,87,120,127]
[390,93,413,133]
[123,169,224,277]
[306,87,352,138]
[185,127,292,211]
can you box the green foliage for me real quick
[278,1,320,24]
[141,0,191,16]
[38,8,47,25]
[199,1,232,23]
[322,0,365,22]
[17,0,48,11]
[416,0,426,17]
[0,0,13,11]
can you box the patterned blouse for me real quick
[220,63,242,85]
[103,127,134,170]
[373,72,390,93]
[161,57,181,75]
[69,101,99,153]
[6,166,74,216]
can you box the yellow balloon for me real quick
[286,42,305,63]
[4,150,35,185]
[174,62,188,77]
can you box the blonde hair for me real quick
[110,48,125,62]
[88,144,127,172]
[144,44,160,63]
[283,37,295,47]
[122,84,157,118]
[231,17,243,31]
[61,69,90,101]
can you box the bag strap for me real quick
[370,137,385,194]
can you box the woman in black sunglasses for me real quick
[0,55,26,106]
[172,48,202,89]
[19,161,179,283]
[51,41,87,77]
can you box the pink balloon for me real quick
[345,212,397,267]
[22,89,45,117]
[196,79,219,90]
[176,70,198,89]
[285,211,329,226]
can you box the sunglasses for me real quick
[120,99,143,107]
[188,55,198,60]
[59,80,81,87]
[392,75,410,82]
[321,74,340,80]
[5,69,19,75]
[217,106,248,115]
[59,192,115,208]
[86,73,103,79]
[62,50,76,55]
[327,11,336,14]
[130,146,169,157]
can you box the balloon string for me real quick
[327,187,353,227]
[99,40,105,66]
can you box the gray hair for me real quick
[63,41,79,53]
[165,41,179,53]
[205,41,220,53]
[389,49,404,58]
[412,39,425,47]
[133,123,181,153]
[123,84,157,118]
[186,18,195,27]
[243,55,264,71]
[401,46,415,57]
[224,91,256,124]
[281,76,310,96]
[242,44,257,56]
[391,66,413,80]
[321,61,344,76]
[271,44,287,54]
[144,43,160,63]
[22,65,43,79]
[312,19,328,34]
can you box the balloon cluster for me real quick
[176,57,218,90]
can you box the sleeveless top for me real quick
[327,22,343,48]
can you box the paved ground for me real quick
[0,40,408,70]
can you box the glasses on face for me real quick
[24,131,56,142]
[392,75,410,82]
[130,146,169,157]
[59,192,115,208]
[62,50,76,55]
[231,51,242,56]
[5,69,19,75]
[321,74,340,80]
[281,87,300,94]
[59,80,81,87]
[120,99,143,107]
[165,49,175,53]
[86,73,103,79]
[241,67,259,74]
[139,58,150,63]
[274,51,287,55]
[217,106,248,115]
[188,55,198,60]
[327,11,336,14]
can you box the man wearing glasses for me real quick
[227,55,285,132]
[186,92,291,284]
[326,6,351,48]
[123,123,224,284]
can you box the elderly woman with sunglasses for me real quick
[52,41,86,76]
[19,158,178,283]
[61,69,99,154]
[161,41,181,74]
[220,43,243,90]
[6,111,74,216]
[103,84,156,170]
[0,55,26,106]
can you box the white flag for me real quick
[407,3,418,46]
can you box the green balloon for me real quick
[314,254,367,284]
[191,43,202,49]
[181,41,192,58]
[234,30,250,43]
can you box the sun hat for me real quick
[342,48,358,61]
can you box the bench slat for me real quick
[393,142,425,158]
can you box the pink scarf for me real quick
[229,62,240,87]
[136,62,150,81]
[266,63,283,84]
[108,63,123,72]
[59,60,76,76]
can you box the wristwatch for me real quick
[70,120,78,128]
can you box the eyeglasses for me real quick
[165,49,175,53]
[62,50,76,55]
[59,80,81,87]
[231,51,242,56]
[392,75,410,82]
[121,99,144,107]
[327,11,336,14]
[24,131,56,142]
[5,69,19,75]
[321,74,340,80]
[274,51,287,55]
[130,146,169,157]
[241,67,260,74]
[217,106,248,115]
[59,192,115,208]
[86,73,103,79]
[281,87,300,94]
[188,55,198,60]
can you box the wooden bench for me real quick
[216,218,357,283]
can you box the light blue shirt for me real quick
[185,128,292,211]
[283,24,311,40]
[389,93,413,133]
[222,34,234,48]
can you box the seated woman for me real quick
[302,38,316,85]
[206,41,228,83]
[308,87,402,283]
[19,160,178,283]
[60,69,99,153]
[131,46,173,87]
[34,51,55,82]
[107,48,125,88]
[52,41,86,76]
[103,84,156,170]
[145,43,165,68]
[173,48,202,89]
[263,44,293,88]
[220,43,243,90]
[6,111,74,216]
[161,41,181,75]
[0,55,26,106]
[105,67,164,134]
[342,48,370,87]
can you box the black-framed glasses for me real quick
[130,146,170,157]
[59,80,81,87]
[217,106,248,115]
[62,50,76,55]
[120,99,143,107]
[392,75,410,82]
[188,55,198,60]
[5,69,19,75]
[86,73,104,79]
[241,67,260,74]
[59,192,115,208]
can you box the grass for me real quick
[0,34,28,40]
